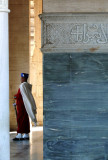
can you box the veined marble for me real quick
[43,53,108,160]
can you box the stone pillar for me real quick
[0,0,10,160]
[40,13,108,160]
[30,0,43,126]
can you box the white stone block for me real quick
[40,13,108,53]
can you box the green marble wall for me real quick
[43,53,108,160]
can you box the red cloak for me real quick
[14,88,30,134]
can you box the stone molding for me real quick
[40,13,108,53]
[0,0,9,12]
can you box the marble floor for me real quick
[10,127,43,160]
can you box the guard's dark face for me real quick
[21,77,27,83]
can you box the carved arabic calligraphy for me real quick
[70,24,107,44]
[46,23,108,45]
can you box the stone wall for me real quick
[43,52,108,160]
[30,0,43,126]
[43,0,108,13]
[9,0,29,130]
[41,1,108,159]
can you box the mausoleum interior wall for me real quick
[9,0,43,130]
[9,0,29,130]
[30,0,43,126]
[43,0,108,13]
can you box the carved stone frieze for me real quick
[40,13,108,53]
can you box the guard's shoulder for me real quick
[20,82,27,88]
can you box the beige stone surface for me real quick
[9,0,29,5]
[43,0,108,13]
[9,44,29,52]
[30,0,43,126]
[10,5,28,18]
[9,0,29,130]
[9,17,28,32]
[9,99,17,131]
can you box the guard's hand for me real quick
[13,103,16,107]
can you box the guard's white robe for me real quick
[20,82,37,123]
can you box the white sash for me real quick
[20,82,37,123]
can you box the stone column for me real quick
[0,0,10,160]
[40,13,108,160]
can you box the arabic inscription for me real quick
[46,23,108,45]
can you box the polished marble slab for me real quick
[43,53,108,160]
[10,127,43,160]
